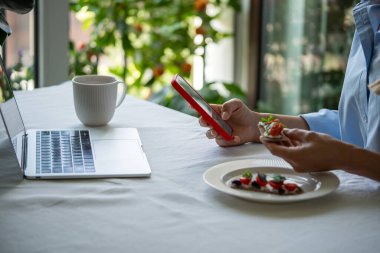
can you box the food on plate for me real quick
[258,115,286,140]
[230,170,303,195]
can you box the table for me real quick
[0,82,379,253]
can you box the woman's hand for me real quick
[199,99,310,147]
[261,128,380,181]
[199,99,261,147]
[261,128,347,172]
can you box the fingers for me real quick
[200,99,244,147]
[260,137,307,173]
[220,98,243,120]
[282,128,313,141]
[205,129,218,139]
[283,128,328,144]
[200,99,241,126]
[209,104,222,114]
[199,117,208,127]
[231,135,241,144]
[280,135,295,147]
[204,125,241,146]
[259,133,294,147]
[206,128,241,146]
[260,136,292,157]
[199,103,222,127]
[281,129,309,146]
[215,135,241,147]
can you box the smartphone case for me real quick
[171,74,233,141]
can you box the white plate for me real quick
[203,159,340,203]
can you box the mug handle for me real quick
[115,81,127,108]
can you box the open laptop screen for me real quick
[0,37,25,180]
[0,45,26,141]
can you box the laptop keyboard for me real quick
[35,130,95,174]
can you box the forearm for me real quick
[339,143,380,181]
[258,113,310,130]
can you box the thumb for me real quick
[260,137,290,157]
[221,99,243,120]
[209,104,222,114]
[282,128,307,140]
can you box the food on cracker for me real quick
[258,115,286,140]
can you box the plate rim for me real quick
[203,159,340,203]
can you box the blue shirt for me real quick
[302,0,380,152]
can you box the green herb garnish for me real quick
[272,174,286,182]
[260,115,275,123]
[242,171,253,179]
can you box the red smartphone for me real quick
[171,74,233,141]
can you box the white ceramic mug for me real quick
[72,75,127,126]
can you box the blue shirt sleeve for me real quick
[301,109,341,140]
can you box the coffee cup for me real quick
[72,75,127,126]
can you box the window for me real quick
[68,1,243,116]
[2,1,358,116]
[5,10,35,91]
[257,0,356,115]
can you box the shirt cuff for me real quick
[300,109,341,140]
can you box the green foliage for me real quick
[1,50,34,102]
[68,41,99,76]
[69,0,246,114]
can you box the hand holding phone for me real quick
[171,74,233,141]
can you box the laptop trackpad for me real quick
[92,139,149,175]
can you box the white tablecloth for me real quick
[0,82,379,253]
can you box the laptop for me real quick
[0,51,151,180]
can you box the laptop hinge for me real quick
[21,133,28,172]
